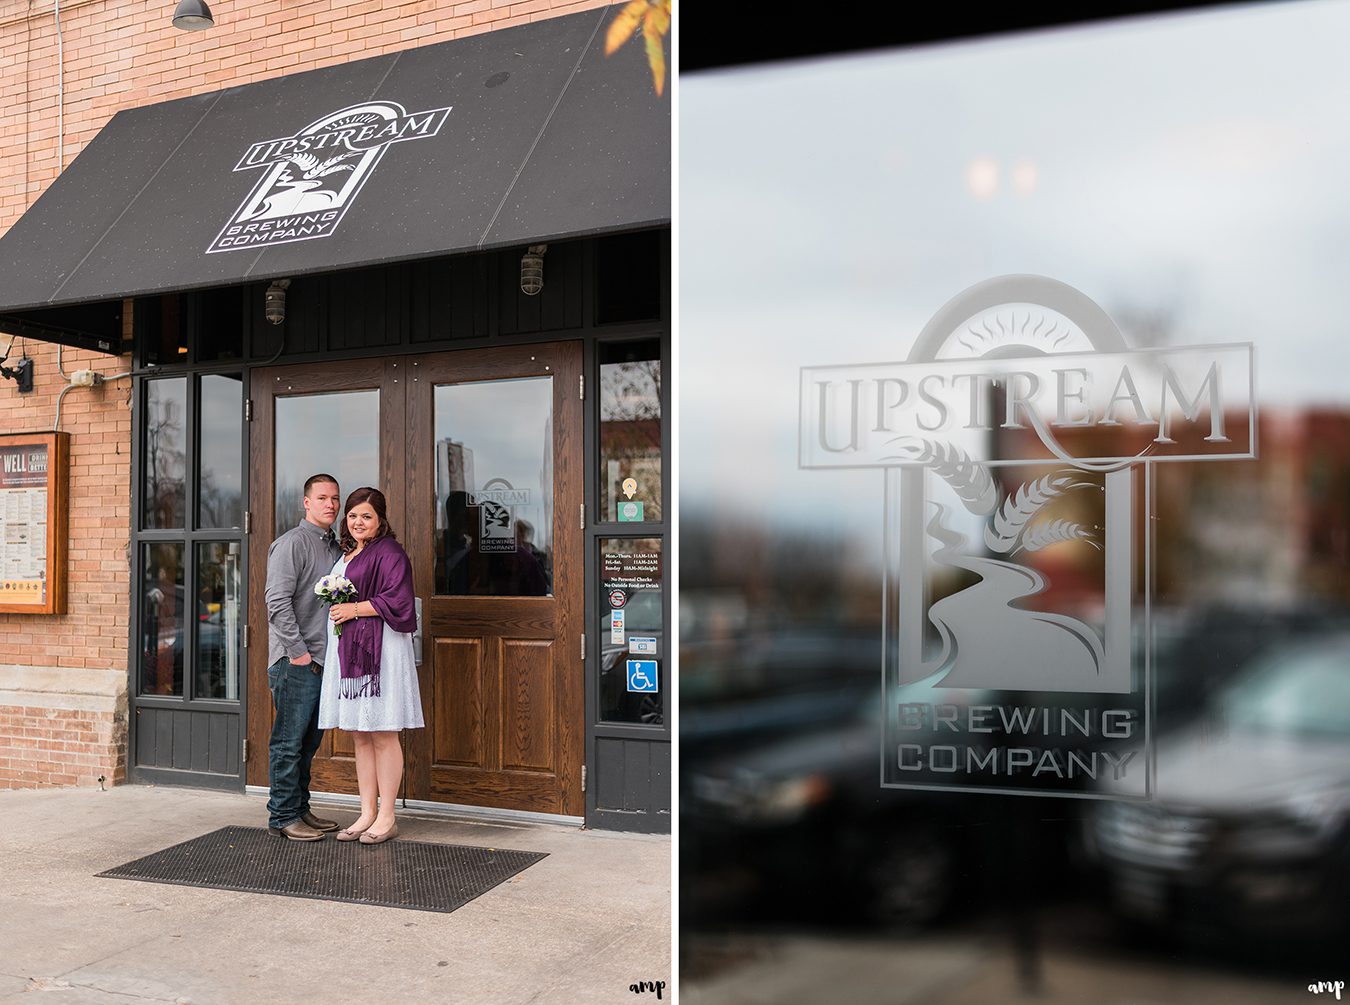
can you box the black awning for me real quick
[0,4,668,320]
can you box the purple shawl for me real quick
[337,535,417,698]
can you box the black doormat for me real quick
[97,825,548,914]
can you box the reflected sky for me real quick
[434,377,553,548]
[682,0,1350,538]
[275,390,379,535]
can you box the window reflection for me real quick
[599,340,661,522]
[199,375,242,529]
[194,542,241,701]
[434,378,552,596]
[681,0,1350,987]
[140,543,184,696]
[143,378,186,529]
[274,391,378,537]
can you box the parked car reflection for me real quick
[1090,632,1350,943]
[141,584,228,699]
[684,688,968,929]
[682,662,1081,931]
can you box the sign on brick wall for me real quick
[0,432,68,615]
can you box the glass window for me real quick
[681,3,1350,989]
[139,543,184,697]
[599,340,662,523]
[273,390,379,537]
[194,542,241,701]
[434,377,553,596]
[600,537,663,724]
[143,378,187,529]
[199,375,242,529]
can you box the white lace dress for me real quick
[317,555,425,732]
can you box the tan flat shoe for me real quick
[335,824,370,842]
[359,822,399,845]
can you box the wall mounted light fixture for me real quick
[0,356,34,393]
[521,245,547,296]
[265,279,290,325]
[172,0,214,31]
[0,337,33,393]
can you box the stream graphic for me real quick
[923,502,1106,691]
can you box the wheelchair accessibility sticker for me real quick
[626,660,658,693]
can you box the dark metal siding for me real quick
[592,737,671,833]
[133,707,240,775]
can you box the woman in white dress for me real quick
[319,486,423,844]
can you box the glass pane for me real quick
[599,340,662,522]
[199,375,243,528]
[143,377,187,529]
[139,543,184,697]
[274,390,379,538]
[194,542,241,701]
[681,5,1350,989]
[434,377,553,596]
[600,537,663,725]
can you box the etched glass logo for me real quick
[207,100,452,254]
[799,276,1257,798]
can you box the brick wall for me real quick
[0,0,612,789]
[0,704,128,788]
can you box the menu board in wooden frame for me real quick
[0,432,68,615]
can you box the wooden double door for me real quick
[245,343,584,816]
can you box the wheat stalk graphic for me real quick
[882,437,998,515]
[984,471,1098,554]
[1014,517,1101,554]
[888,438,1100,555]
[287,151,359,180]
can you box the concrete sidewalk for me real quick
[0,786,670,1004]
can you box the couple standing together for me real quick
[264,474,423,844]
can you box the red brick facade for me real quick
[0,0,610,789]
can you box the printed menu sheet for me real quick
[0,443,49,605]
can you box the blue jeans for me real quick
[266,657,324,830]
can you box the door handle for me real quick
[413,596,423,667]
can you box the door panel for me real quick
[245,358,404,791]
[500,638,557,772]
[432,637,484,766]
[406,342,583,815]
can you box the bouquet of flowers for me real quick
[314,574,357,636]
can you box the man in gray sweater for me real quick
[265,473,344,840]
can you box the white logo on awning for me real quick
[207,100,451,254]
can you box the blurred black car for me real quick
[1088,632,1350,943]
[683,689,970,928]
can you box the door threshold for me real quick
[244,785,584,829]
